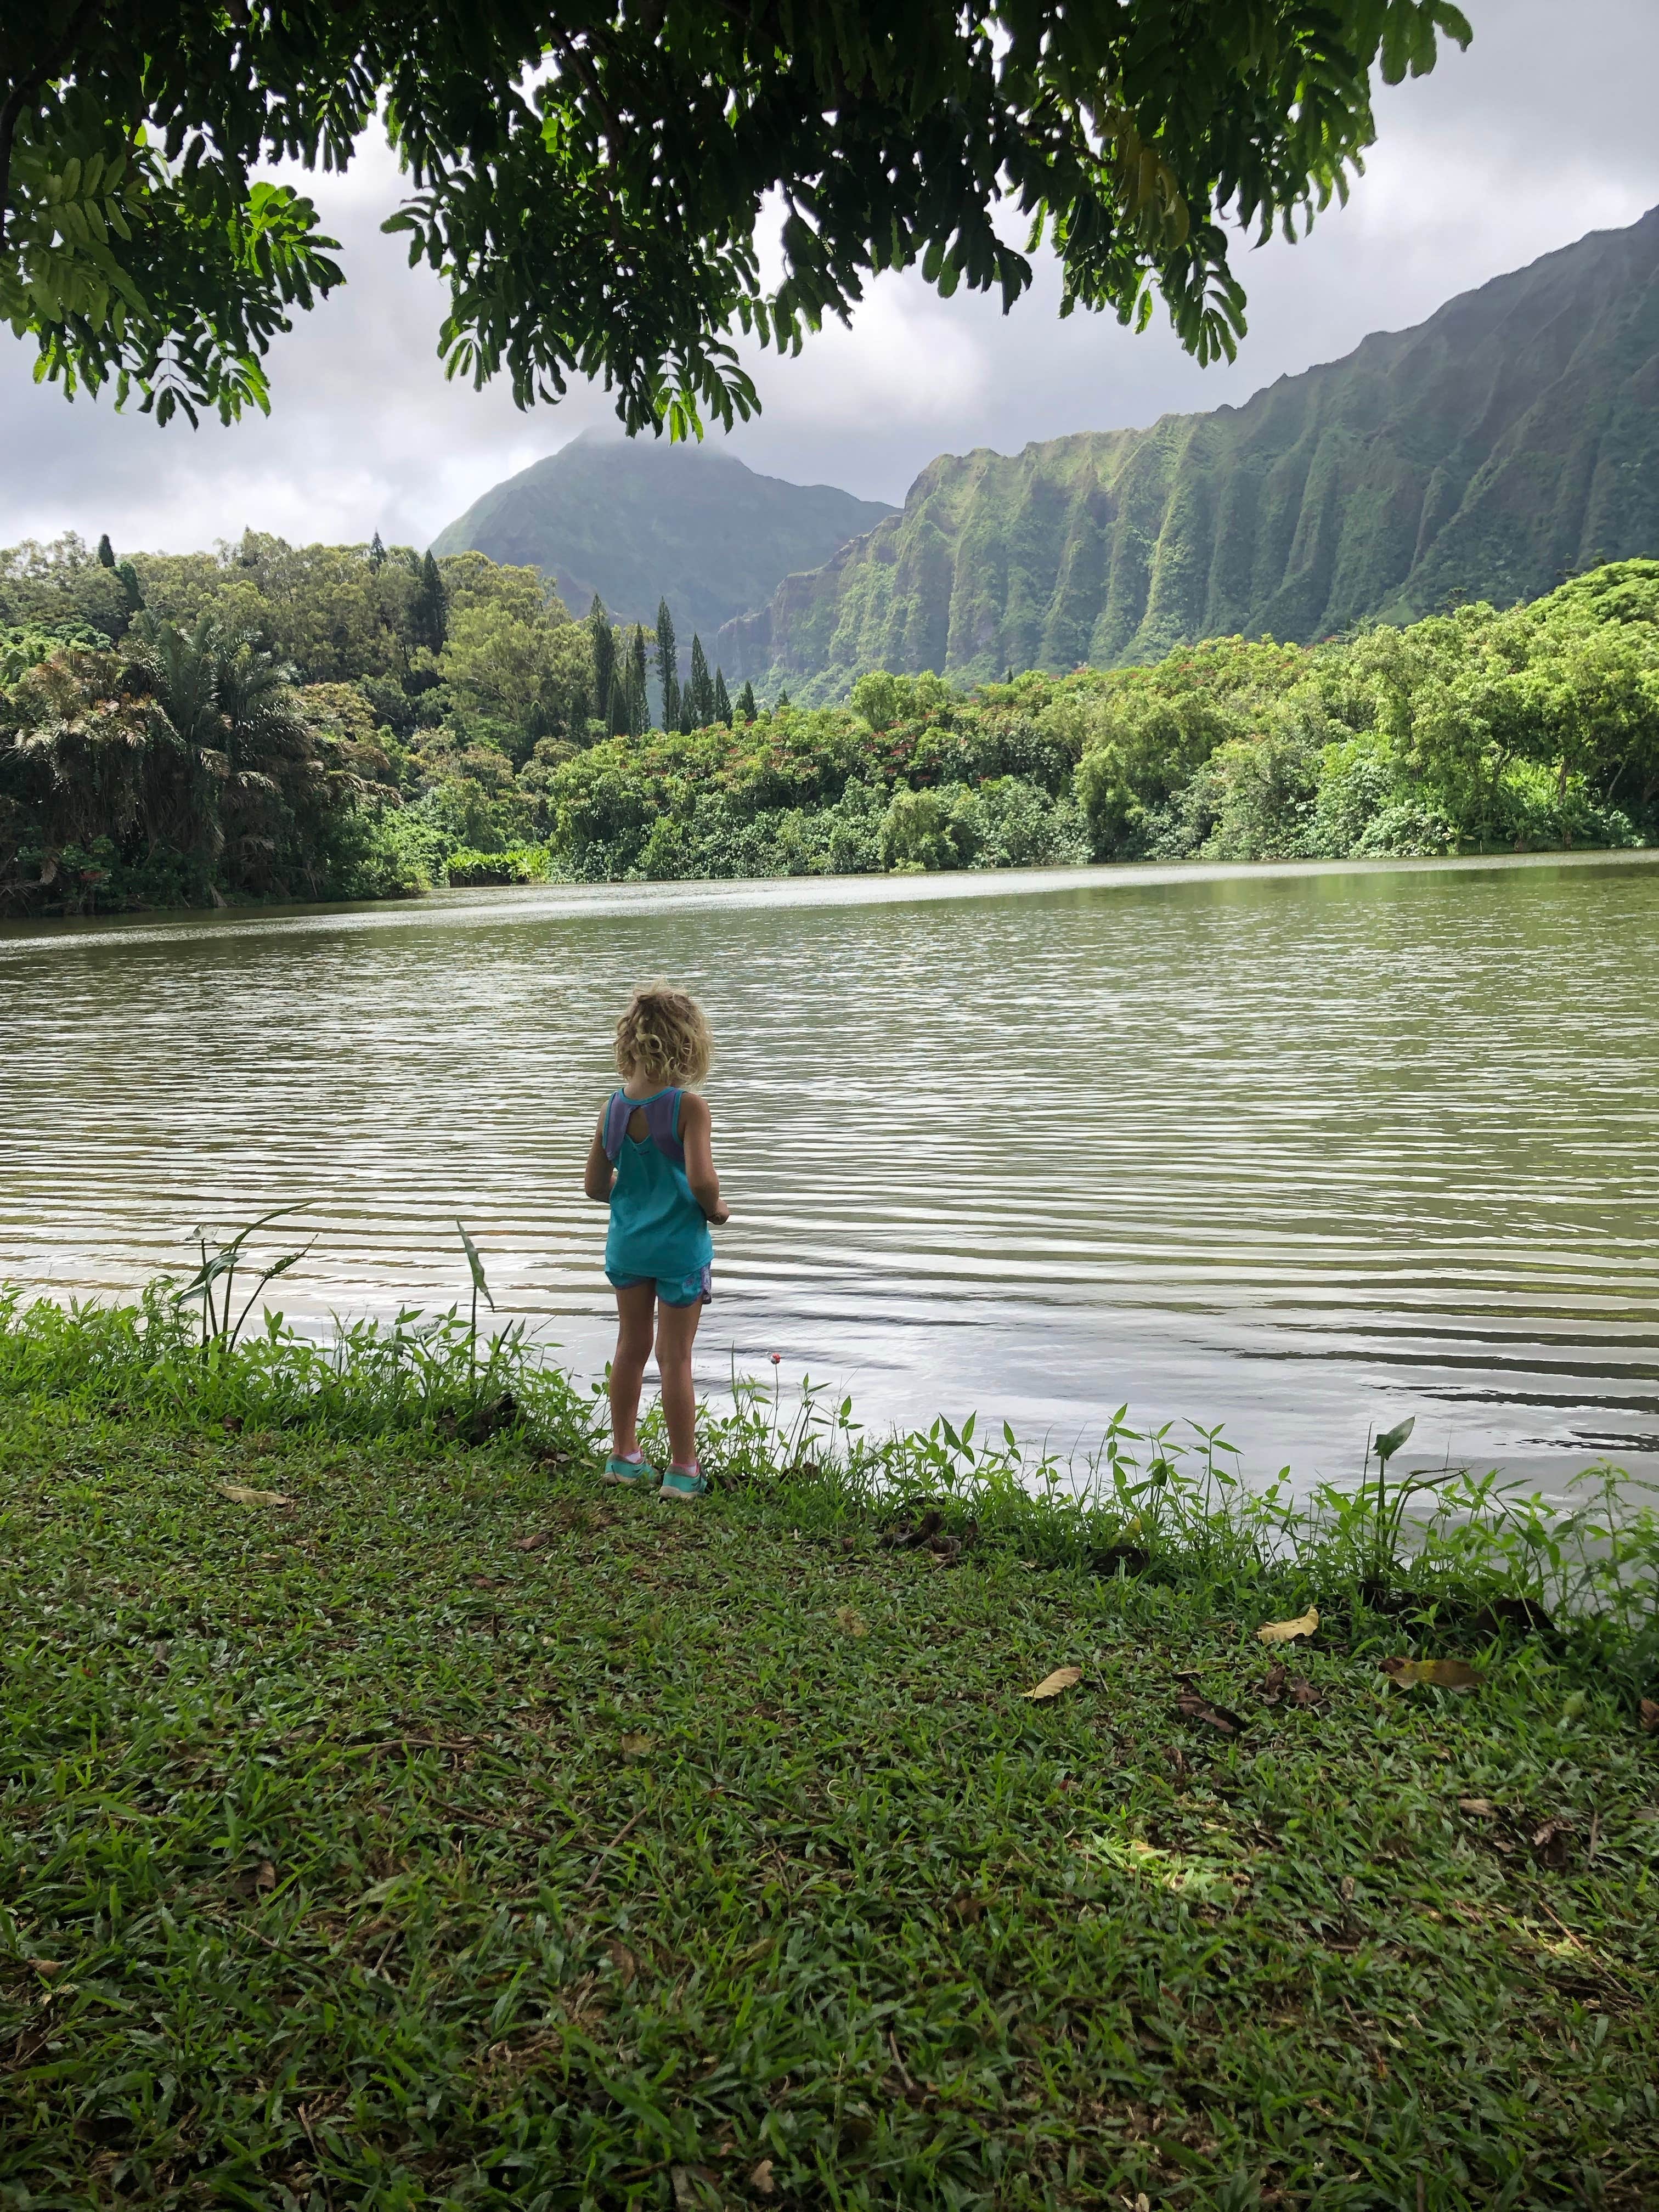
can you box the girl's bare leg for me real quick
[653,1297,704,1466]
[608,1283,658,1456]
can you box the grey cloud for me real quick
[2,0,1655,551]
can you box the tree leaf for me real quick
[1458,1797,1499,1816]
[1639,1699,1659,1734]
[1379,1656,1481,1689]
[1025,1666,1082,1700]
[834,1606,868,1637]
[217,1482,291,1508]
[751,2160,776,2198]
[1256,1605,1319,1644]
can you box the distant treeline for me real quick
[2,531,1655,916]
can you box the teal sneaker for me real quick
[602,1453,659,1489]
[658,1464,709,1500]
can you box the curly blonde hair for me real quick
[614,983,713,1086]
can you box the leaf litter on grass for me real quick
[1024,1664,1082,1700]
[1256,1605,1319,1644]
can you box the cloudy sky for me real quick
[4,0,1657,556]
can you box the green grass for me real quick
[2,1295,1658,2210]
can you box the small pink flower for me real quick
[770,1352,782,1366]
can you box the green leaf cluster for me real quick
[3,1,1469,431]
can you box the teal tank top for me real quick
[601,1088,714,1280]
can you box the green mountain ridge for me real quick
[430,431,895,640]
[716,207,1659,701]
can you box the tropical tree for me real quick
[0,646,177,905]
[713,667,732,727]
[5,4,1471,433]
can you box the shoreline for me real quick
[4,840,1658,951]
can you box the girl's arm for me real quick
[584,1115,614,1204]
[679,1092,730,1223]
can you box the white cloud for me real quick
[2,0,1656,546]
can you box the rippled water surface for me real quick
[2,851,1656,1486]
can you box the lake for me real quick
[2,850,1656,1493]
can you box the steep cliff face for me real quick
[432,431,895,637]
[718,208,1659,700]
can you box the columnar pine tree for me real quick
[96,534,116,568]
[368,531,387,572]
[736,680,757,721]
[654,598,679,732]
[411,551,448,651]
[588,598,617,732]
[713,668,732,727]
[679,692,695,735]
[630,626,650,737]
[608,657,633,736]
[689,635,714,725]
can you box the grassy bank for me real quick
[3,1290,1658,2210]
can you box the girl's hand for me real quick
[707,1199,731,1225]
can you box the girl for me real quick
[584,983,729,1498]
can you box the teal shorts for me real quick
[607,1263,712,1308]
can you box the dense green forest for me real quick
[2,530,1655,918]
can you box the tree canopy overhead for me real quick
[3,1,1471,433]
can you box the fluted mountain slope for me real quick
[717,208,1659,700]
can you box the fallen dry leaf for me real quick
[1257,1605,1319,1645]
[605,1940,637,1985]
[750,2159,776,2197]
[511,1530,553,1553]
[1640,1699,1659,1733]
[1532,1819,1574,1869]
[1458,1797,1500,1818]
[217,1482,291,1508]
[618,1731,653,1757]
[1262,1661,1288,1700]
[834,1606,868,1638]
[882,1507,944,1551]
[1379,1656,1482,1690]
[1025,1666,1083,1701]
[31,1960,65,1977]
[1339,1875,1355,1903]
[256,1859,276,1891]
[1289,1677,1321,1708]
[1176,1689,1248,1735]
